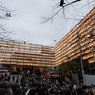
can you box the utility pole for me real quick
[76,26,85,85]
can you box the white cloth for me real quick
[25,89,30,95]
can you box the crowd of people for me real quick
[0,69,95,95]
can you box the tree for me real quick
[42,0,95,23]
[56,59,79,76]
[0,5,12,40]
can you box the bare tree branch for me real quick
[65,0,79,13]
[41,0,81,23]
[0,5,13,40]
[79,0,95,10]
[41,0,95,24]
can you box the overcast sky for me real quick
[0,0,94,46]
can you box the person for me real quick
[48,85,58,95]
[15,83,22,95]
[72,83,78,95]
[38,83,48,95]
[22,83,30,95]
[25,83,38,95]
[87,86,94,95]
[0,88,9,95]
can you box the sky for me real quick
[0,0,95,46]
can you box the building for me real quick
[54,8,95,72]
[0,40,55,68]
[0,8,95,73]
